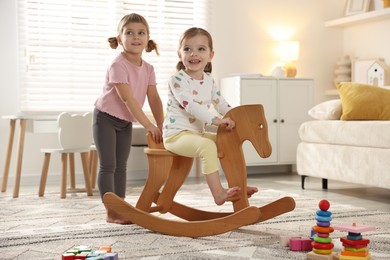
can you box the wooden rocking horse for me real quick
[103,105,296,237]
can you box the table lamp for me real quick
[278,41,300,77]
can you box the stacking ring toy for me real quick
[315,215,332,222]
[312,241,334,250]
[314,236,332,244]
[313,248,332,255]
[316,210,332,217]
[312,225,334,234]
[317,232,329,238]
[347,234,363,240]
[317,221,330,227]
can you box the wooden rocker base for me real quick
[161,193,295,223]
[103,105,296,237]
[103,192,295,237]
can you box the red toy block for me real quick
[74,254,87,259]
[289,237,313,251]
[62,253,75,260]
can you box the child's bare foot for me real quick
[247,186,259,197]
[213,186,241,205]
[106,209,132,225]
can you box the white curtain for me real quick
[17,0,210,113]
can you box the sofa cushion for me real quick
[299,120,390,149]
[337,82,390,120]
[308,99,342,120]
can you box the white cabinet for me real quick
[220,76,314,166]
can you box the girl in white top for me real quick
[163,27,258,205]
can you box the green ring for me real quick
[314,236,332,243]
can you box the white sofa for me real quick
[296,82,390,190]
[297,119,390,190]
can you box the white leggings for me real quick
[164,131,218,174]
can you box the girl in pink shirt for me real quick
[93,13,164,224]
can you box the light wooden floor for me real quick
[8,172,390,212]
[126,171,390,212]
[245,173,390,212]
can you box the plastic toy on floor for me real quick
[103,105,296,237]
[62,245,118,260]
[333,223,375,260]
[307,200,338,260]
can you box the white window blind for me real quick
[17,0,210,113]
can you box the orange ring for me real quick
[312,225,334,233]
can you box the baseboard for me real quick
[246,164,294,174]
[1,165,294,190]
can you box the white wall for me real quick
[211,0,345,103]
[1,0,389,188]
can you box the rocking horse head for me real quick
[216,105,272,159]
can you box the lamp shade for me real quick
[278,41,300,62]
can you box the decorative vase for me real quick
[333,55,352,86]
[272,66,286,78]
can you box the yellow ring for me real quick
[313,248,332,255]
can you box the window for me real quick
[17,0,210,113]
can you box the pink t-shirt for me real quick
[94,53,156,122]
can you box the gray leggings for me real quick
[93,108,132,200]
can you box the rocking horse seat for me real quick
[103,105,296,237]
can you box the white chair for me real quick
[38,112,94,198]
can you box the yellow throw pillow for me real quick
[336,82,390,120]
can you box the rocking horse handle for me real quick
[146,132,165,149]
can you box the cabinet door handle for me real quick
[281,119,285,123]
[273,119,277,123]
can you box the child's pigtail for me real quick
[176,61,185,71]
[204,62,212,73]
[108,37,118,49]
[146,39,160,55]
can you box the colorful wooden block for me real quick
[333,223,375,233]
[62,253,75,260]
[102,252,118,260]
[99,246,112,253]
[306,251,338,260]
[335,223,374,260]
[340,237,370,247]
[289,237,312,251]
[339,255,370,260]
[63,245,118,260]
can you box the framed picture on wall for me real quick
[345,0,370,16]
